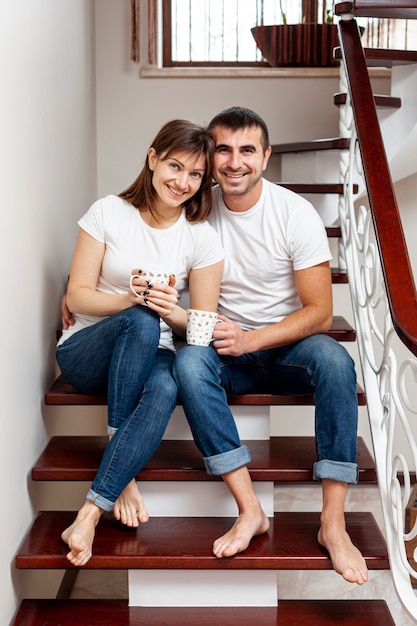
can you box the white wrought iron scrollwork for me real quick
[338,65,417,619]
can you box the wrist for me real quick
[161,303,177,321]
[244,329,261,353]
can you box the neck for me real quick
[141,205,182,228]
[222,180,263,213]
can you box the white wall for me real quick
[0,1,96,623]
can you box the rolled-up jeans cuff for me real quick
[203,445,251,476]
[107,425,118,436]
[313,459,358,484]
[86,488,114,512]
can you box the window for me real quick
[159,0,417,69]
[164,0,291,67]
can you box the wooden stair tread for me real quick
[271,137,350,154]
[335,45,417,67]
[331,267,348,283]
[44,378,366,407]
[335,1,417,20]
[15,511,388,570]
[334,92,402,109]
[364,48,417,67]
[279,182,358,194]
[12,598,396,626]
[31,436,377,483]
[326,225,342,238]
[45,316,364,406]
[364,48,417,68]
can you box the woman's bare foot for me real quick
[61,500,103,567]
[318,524,368,585]
[212,509,270,558]
[113,479,149,527]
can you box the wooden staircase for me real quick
[13,377,392,623]
[14,2,417,622]
[12,269,393,623]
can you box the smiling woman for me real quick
[55,118,224,567]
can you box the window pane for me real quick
[170,0,285,64]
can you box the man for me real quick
[172,106,368,585]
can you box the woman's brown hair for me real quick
[119,119,214,223]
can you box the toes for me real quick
[138,510,149,524]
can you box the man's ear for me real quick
[263,145,272,171]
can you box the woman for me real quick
[56,119,224,566]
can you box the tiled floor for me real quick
[70,484,417,625]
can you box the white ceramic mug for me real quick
[186,309,219,346]
[129,269,171,298]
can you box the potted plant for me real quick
[251,0,339,68]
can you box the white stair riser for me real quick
[136,480,274,517]
[128,570,278,607]
[164,405,270,440]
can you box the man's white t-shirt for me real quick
[208,178,332,331]
[58,195,224,351]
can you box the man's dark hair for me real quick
[208,106,270,152]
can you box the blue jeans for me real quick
[173,334,358,484]
[56,306,178,511]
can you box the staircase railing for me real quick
[335,6,417,620]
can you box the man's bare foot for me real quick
[318,524,368,585]
[113,479,149,527]
[61,500,103,567]
[212,509,270,558]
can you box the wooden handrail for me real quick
[335,1,417,18]
[337,17,417,355]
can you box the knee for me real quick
[147,373,178,405]
[125,306,160,341]
[314,337,356,383]
[330,342,355,374]
[173,346,198,380]
[173,346,214,385]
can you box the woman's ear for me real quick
[148,147,157,171]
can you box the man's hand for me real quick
[61,294,74,330]
[211,315,248,356]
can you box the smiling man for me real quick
[173,106,368,586]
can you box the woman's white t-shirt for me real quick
[208,179,332,331]
[58,195,224,351]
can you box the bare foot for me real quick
[318,524,368,584]
[113,479,149,527]
[61,500,103,567]
[212,509,270,558]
